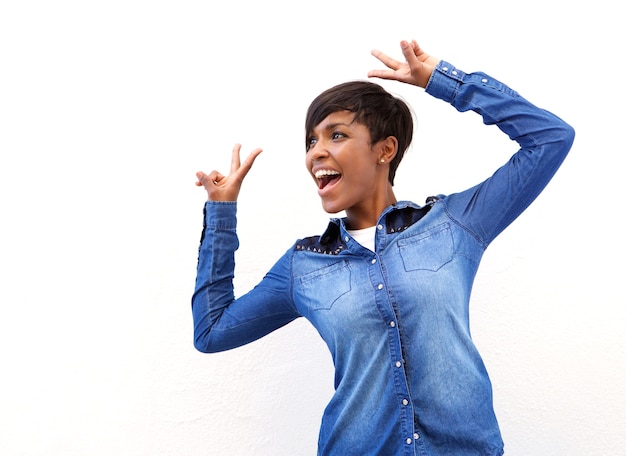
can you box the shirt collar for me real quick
[322,198,437,241]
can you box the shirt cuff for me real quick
[204,201,237,230]
[425,60,465,103]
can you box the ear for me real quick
[377,136,398,164]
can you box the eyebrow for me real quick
[322,122,352,131]
[314,118,358,135]
[309,114,358,137]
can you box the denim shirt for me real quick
[192,61,575,456]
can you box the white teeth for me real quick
[314,169,340,179]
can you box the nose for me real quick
[307,140,329,162]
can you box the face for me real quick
[306,111,386,218]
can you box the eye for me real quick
[331,131,346,140]
[306,136,318,151]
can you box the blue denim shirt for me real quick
[192,61,575,456]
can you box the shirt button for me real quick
[377,283,383,290]
[389,321,396,327]
[442,66,449,71]
[452,70,458,75]
[344,236,349,242]
[406,438,412,445]
[481,78,488,83]
[396,361,402,368]
[414,433,420,440]
[402,399,408,405]
[371,258,377,264]
[377,224,383,230]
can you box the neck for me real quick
[345,187,397,230]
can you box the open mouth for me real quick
[315,169,341,190]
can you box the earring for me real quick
[380,159,385,163]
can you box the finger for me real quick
[210,171,225,186]
[229,143,242,175]
[370,49,402,70]
[195,170,223,188]
[235,148,263,180]
[410,40,428,62]
[410,40,421,59]
[195,171,213,186]
[400,40,421,68]
[367,69,396,80]
[195,171,206,186]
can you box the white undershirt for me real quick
[346,226,376,252]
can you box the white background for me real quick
[1,1,624,455]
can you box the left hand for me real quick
[368,40,440,89]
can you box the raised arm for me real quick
[192,144,299,353]
[369,40,575,245]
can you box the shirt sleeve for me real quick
[191,201,299,353]
[425,60,575,245]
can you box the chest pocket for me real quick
[397,223,454,272]
[297,260,352,311]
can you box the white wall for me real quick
[1,1,624,455]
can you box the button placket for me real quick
[367,232,416,451]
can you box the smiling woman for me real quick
[192,39,574,456]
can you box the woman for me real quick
[192,40,575,455]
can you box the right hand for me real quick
[195,144,263,202]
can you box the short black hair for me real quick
[305,80,414,185]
